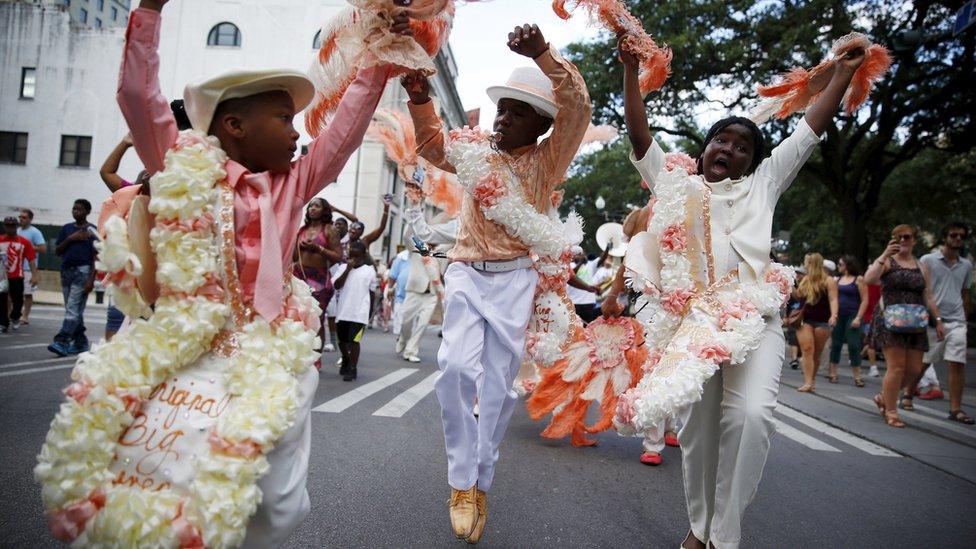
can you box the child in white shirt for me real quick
[333,240,377,381]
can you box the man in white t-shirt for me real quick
[17,209,46,324]
[566,246,608,324]
[333,241,377,382]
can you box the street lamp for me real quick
[595,195,606,210]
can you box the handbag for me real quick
[881,298,928,334]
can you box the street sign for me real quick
[954,0,976,36]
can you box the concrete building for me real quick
[0,0,466,269]
[2,0,131,28]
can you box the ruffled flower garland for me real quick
[444,127,584,367]
[613,162,795,436]
[35,130,321,548]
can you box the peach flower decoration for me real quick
[659,224,687,252]
[662,288,695,315]
[472,173,507,208]
[695,343,731,364]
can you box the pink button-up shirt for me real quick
[117,8,389,306]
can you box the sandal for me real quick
[884,411,906,428]
[900,395,915,411]
[828,375,839,384]
[948,410,976,425]
[873,394,886,418]
[797,385,816,393]
[854,378,865,388]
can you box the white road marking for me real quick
[313,368,418,413]
[1,356,76,370]
[848,397,976,440]
[0,363,73,378]
[22,314,105,325]
[0,342,49,350]
[772,418,841,452]
[373,371,441,418]
[776,404,900,457]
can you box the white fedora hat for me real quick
[486,66,557,119]
[183,68,315,133]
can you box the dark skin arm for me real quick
[298,225,343,263]
[618,34,652,160]
[362,204,390,246]
[331,205,359,224]
[55,229,89,256]
[99,136,132,193]
[333,256,364,290]
[568,274,600,295]
[802,48,866,135]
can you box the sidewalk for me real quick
[31,289,107,310]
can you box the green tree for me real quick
[564,0,975,263]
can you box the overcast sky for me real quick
[447,1,600,126]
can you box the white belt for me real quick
[467,255,533,273]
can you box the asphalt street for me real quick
[3,304,976,547]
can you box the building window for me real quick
[79,8,87,23]
[20,68,36,99]
[207,22,241,47]
[111,6,117,20]
[312,30,322,50]
[0,132,29,164]
[59,135,92,168]
[95,17,102,28]
[97,0,104,10]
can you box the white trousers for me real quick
[391,299,404,336]
[435,262,537,492]
[243,366,319,548]
[679,316,784,549]
[398,290,438,358]
[642,416,679,453]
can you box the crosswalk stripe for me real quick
[0,342,49,350]
[772,417,841,452]
[373,371,441,418]
[847,396,976,441]
[776,404,900,457]
[312,368,418,413]
[1,356,76,370]
[0,363,73,378]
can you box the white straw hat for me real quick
[486,66,557,119]
[184,68,315,132]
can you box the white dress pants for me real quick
[642,416,678,453]
[391,299,404,336]
[399,290,438,358]
[679,316,784,549]
[435,262,537,492]
[243,366,319,548]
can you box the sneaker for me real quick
[11,320,20,331]
[48,341,69,356]
[789,359,799,370]
[404,355,421,363]
[639,451,663,466]
[323,343,336,353]
[67,342,90,355]
[869,365,880,377]
[918,388,944,400]
[337,356,343,367]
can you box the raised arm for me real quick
[362,203,390,246]
[619,34,652,160]
[403,184,457,245]
[100,137,133,192]
[403,72,456,174]
[531,43,592,182]
[331,204,359,224]
[803,49,866,136]
[117,2,178,174]
[295,65,392,202]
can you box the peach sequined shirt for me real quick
[408,46,591,262]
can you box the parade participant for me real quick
[333,240,377,381]
[402,22,590,544]
[616,32,877,549]
[16,209,45,325]
[34,1,412,546]
[397,183,457,362]
[295,197,343,369]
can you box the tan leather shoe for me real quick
[448,486,478,539]
[465,490,488,544]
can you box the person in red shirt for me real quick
[1,216,37,332]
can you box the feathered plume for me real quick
[306,0,457,136]
[750,32,892,123]
[552,0,671,94]
[580,123,619,147]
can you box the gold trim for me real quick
[701,183,716,286]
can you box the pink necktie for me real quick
[245,175,283,321]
